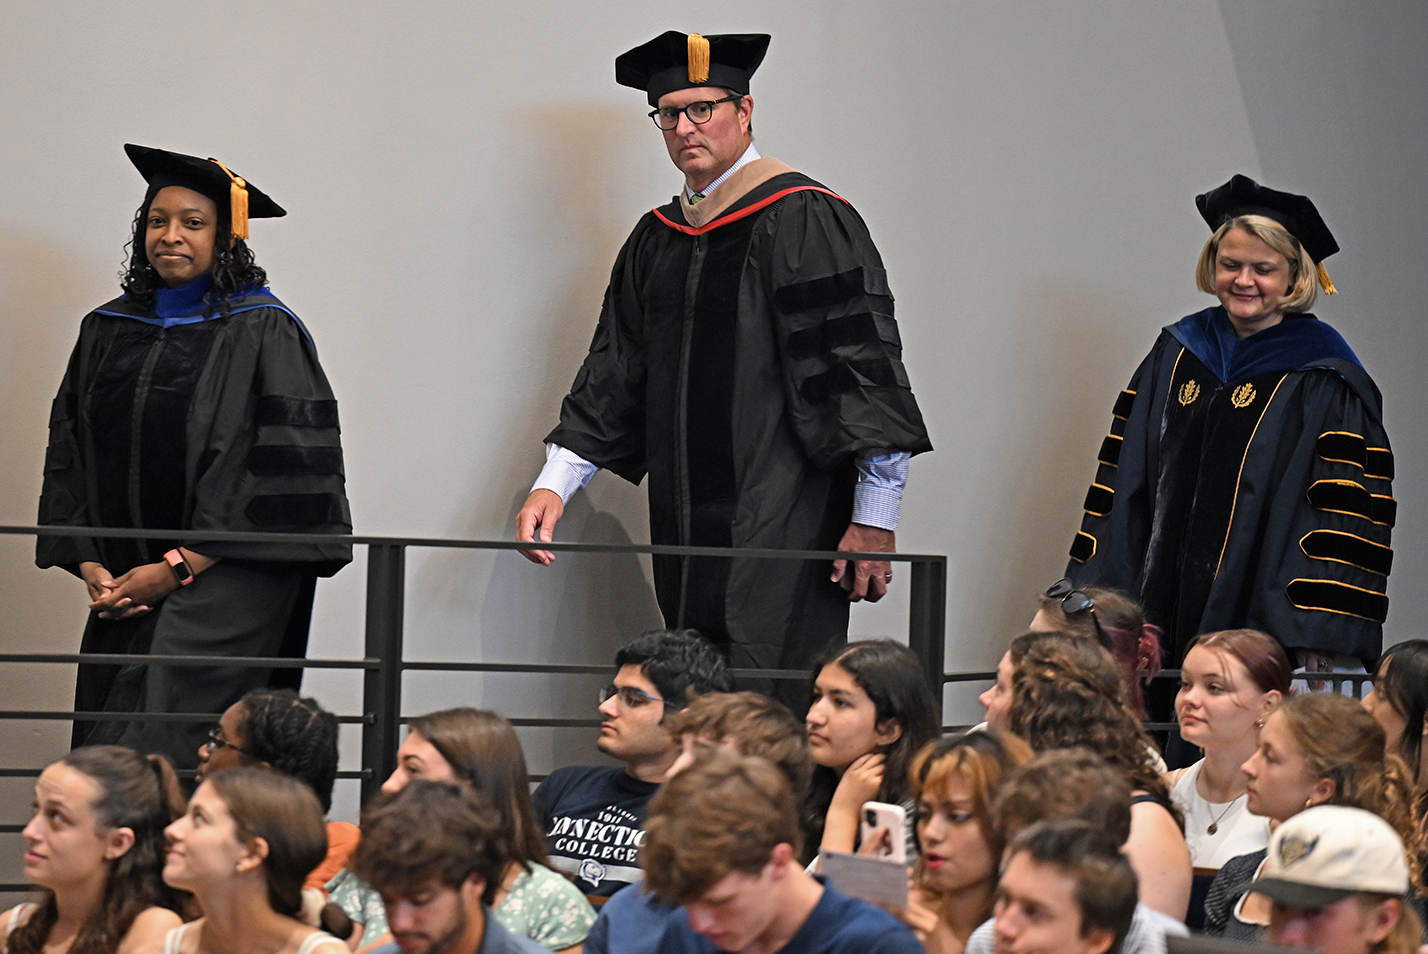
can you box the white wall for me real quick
[2,1,1425,830]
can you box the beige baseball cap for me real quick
[1248,805,1409,908]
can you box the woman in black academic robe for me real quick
[37,144,351,770]
[1065,175,1392,682]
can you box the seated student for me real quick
[330,708,595,952]
[993,820,1139,954]
[965,749,1188,954]
[643,751,922,954]
[803,640,940,861]
[162,768,347,954]
[887,730,1033,954]
[1029,581,1163,720]
[1007,632,1192,921]
[1163,629,1290,930]
[349,780,547,954]
[2,746,187,954]
[533,629,731,896]
[1363,640,1428,875]
[1249,805,1422,954]
[1204,691,1420,940]
[195,688,352,892]
[584,691,812,954]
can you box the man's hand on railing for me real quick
[516,489,565,566]
[831,523,896,603]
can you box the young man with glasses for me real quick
[532,629,730,896]
[514,32,931,697]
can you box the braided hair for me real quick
[1009,631,1181,829]
[238,689,339,813]
[119,184,267,317]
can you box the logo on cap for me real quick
[1278,834,1319,868]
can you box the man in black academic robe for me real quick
[516,32,931,680]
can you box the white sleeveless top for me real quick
[163,923,346,954]
[1170,759,1270,869]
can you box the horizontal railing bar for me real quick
[1,526,943,564]
[942,671,995,683]
[0,711,372,724]
[0,653,377,669]
[399,661,807,680]
[0,885,31,892]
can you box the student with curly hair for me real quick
[1,746,188,954]
[887,730,1033,954]
[37,144,351,772]
[1363,639,1428,879]
[1204,692,1421,939]
[1007,632,1191,921]
[1030,582,1163,720]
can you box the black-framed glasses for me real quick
[204,726,256,759]
[648,94,742,130]
[599,684,678,709]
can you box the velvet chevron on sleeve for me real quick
[1066,307,1391,666]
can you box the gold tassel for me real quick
[687,33,710,84]
[209,158,250,240]
[1317,261,1337,295]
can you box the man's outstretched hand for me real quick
[831,523,896,602]
[516,489,565,565]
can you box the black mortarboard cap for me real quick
[1196,174,1338,264]
[125,143,285,240]
[616,31,771,107]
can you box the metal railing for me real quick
[0,525,947,810]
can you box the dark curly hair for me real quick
[237,689,339,814]
[1008,631,1181,829]
[10,747,188,954]
[119,184,267,317]
[613,629,734,716]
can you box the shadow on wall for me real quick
[975,282,1148,653]
[412,104,664,667]
[0,230,119,776]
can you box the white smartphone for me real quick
[859,800,907,864]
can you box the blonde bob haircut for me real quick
[1195,214,1319,314]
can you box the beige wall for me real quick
[1,1,1425,838]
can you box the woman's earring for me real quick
[1255,718,1265,729]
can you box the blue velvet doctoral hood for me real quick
[1167,306,1360,382]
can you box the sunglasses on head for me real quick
[1044,578,1095,615]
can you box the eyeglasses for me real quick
[648,94,742,130]
[599,684,678,709]
[204,727,256,759]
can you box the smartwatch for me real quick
[164,549,195,587]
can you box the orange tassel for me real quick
[687,33,710,84]
[1317,261,1337,295]
[209,158,250,241]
